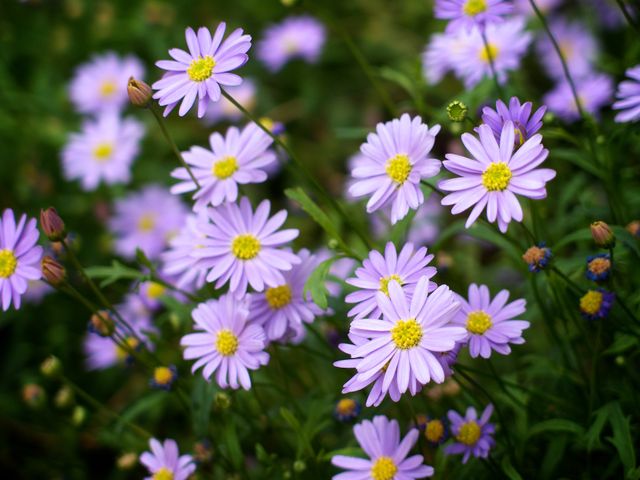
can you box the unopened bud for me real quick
[447,100,468,122]
[590,221,615,248]
[626,220,640,238]
[89,310,115,337]
[22,383,46,408]
[40,207,66,241]
[293,460,306,473]
[213,392,231,410]
[116,452,138,470]
[54,385,74,408]
[71,405,87,426]
[127,77,152,108]
[40,355,62,378]
[42,256,66,286]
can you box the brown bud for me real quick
[590,221,615,248]
[626,220,640,238]
[89,310,115,337]
[127,77,152,108]
[116,452,138,470]
[22,384,46,408]
[40,207,66,241]
[42,256,66,286]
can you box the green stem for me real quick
[616,295,640,326]
[487,359,527,409]
[550,266,582,295]
[480,28,504,99]
[518,221,536,245]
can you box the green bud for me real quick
[447,100,468,122]
[71,405,87,426]
[40,355,62,378]
[116,452,138,470]
[293,460,306,473]
[54,385,74,409]
[214,392,232,410]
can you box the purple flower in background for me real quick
[444,404,495,463]
[345,242,437,320]
[69,52,144,115]
[453,284,529,358]
[407,195,443,246]
[22,280,53,305]
[181,295,269,389]
[436,342,462,377]
[109,185,188,260]
[257,15,326,72]
[331,415,434,479]
[422,32,464,85]
[171,123,275,211]
[193,197,300,295]
[613,65,640,123]
[589,0,626,29]
[153,24,252,117]
[544,73,614,122]
[514,0,562,16]
[140,438,196,480]
[249,249,326,343]
[0,210,43,311]
[579,289,615,320]
[203,78,257,124]
[434,0,512,32]
[349,114,441,224]
[62,111,144,191]
[479,97,546,147]
[536,19,598,81]
[440,122,556,233]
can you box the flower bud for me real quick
[42,256,66,286]
[213,392,231,410]
[40,355,62,378]
[522,243,552,273]
[447,100,468,122]
[54,386,74,409]
[127,77,152,108]
[626,220,640,238]
[40,207,66,241]
[116,452,138,470]
[88,310,116,337]
[22,383,46,408]
[293,460,306,473]
[590,221,615,248]
[71,405,87,426]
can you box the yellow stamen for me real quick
[93,143,114,163]
[152,467,174,480]
[479,43,499,64]
[385,154,412,185]
[137,214,156,233]
[463,0,488,16]
[116,337,140,362]
[231,234,260,260]
[100,80,117,98]
[391,319,423,349]
[187,56,216,82]
[580,291,603,316]
[215,329,239,356]
[371,456,398,480]
[146,282,166,300]
[379,274,403,296]
[153,367,174,385]
[212,156,239,179]
[481,163,512,191]
[425,419,445,443]
[456,421,481,445]
[335,398,357,415]
[265,284,292,309]
[466,310,492,335]
[0,249,18,278]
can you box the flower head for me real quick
[345,242,437,320]
[522,243,552,272]
[140,438,196,480]
[544,73,614,122]
[257,15,326,72]
[424,416,449,445]
[613,65,640,123]
[193,197,300,295]
[150,365,178,391]
[444,404,495,463]
[434,0,512,32]
[181,295,269,390]
[479,97,546,147]
[0,209,43,311]
[171,123,275,211]
[453,284,529,358]
[334,398,361,422]
[153,24,252,117]
[332,415,434,479]
[349,114,442,224]
[203,78,257,124]
[69,52,144,115]
[579,289,615,320]
[627,220,640,238]
[440,121,555,232]
[422,31,468,85]
[586,253,612,282]
[62,111,144,191]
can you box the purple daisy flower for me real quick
[586,253,612,282]
[434,0,512,32]
[423,416,449,445]
[249,249,326,343]
[350,277,467,397]
[422,31,469,85]
[479,97,546,148]
[536,19,598,81]
[444,404,495,463]
[203,78,257,124]
[436,342,462,377]
[109,185,188,261]
[345,242,437,320]
[349,114,442,224]
[257,15,326,72]
[171,123,276,211]
[579,289,615,320]
[334,398,361,422]
[62,111,145,191]
[453,284,529,358]
[0,209,43,311]
[439,121,556,233]
[331,415,434,479]
[544,73,614,122]
[193,197,300,295]
[180,294,269,390]
[613,65,640,123]
[153,24,252,118]
[69,52,144,115]
[140,438,196,480]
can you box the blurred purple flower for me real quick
[434,0,512,32]
[479,97,546,147]
[514,0,562,16]
[444,404,495,463]
[202,78,257,124]
[613,65,640,123]
[544,73,614,122]
[140,438,196,480]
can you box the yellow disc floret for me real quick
[231,234,261,260]
[93,142,114,163]
[335,398,357,416]
[146,282,166,300]
[456,421,481,445]
[100,80,117,98]
[153,467,174,480]
[371,456,398,480]
[379,274,403,296]
[212,156,239,179]
[265,284,292,309]
[216,329,239,356]
[153,367,174,386]
[137,213,156,232]
[466,310,492,335]
[425,419,445,443]
[481,163,512,191]
[116,337,140,362]
[385,154,412,185]
[187,56,216,82]
[479,43,499,63]
[463,0,488,16]
[580,291,603,316]
[391,319,423,350]
[0,249,18,278]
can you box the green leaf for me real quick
[85,260,146,287]
[585,402,613,451]
[527,419,585,438]
[320,447,364,462]
[223,420,243,470]
[501,456,523,480]
[612,225,640,260]
[304,256,340,310]
[551,148,604,178]
[280,407,302,431]
[603,333,638,356]
[607,402,636,474]
[114,392,166,433]
[553,228,592,251]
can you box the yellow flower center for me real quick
[391,319,423,350]
[100,80,117,97]
[466,310,492,335]
[522,246,545,265]
[588,258,611,276]
[231,234,261,260]
[335,398,357,415]
[153,367,174,385]
[153,467,174,480]
[187,56,216,82]
[479,43,499,63]
[385,154,412,185]
[137,214,156,233]
[457,421,481,445]
[115,337,140,362]
[146,282,166,299]
[215,329,239,356]
[379,274,403,296]
[265,284,292,309]
[93,142,114,163]
[580,291,603,316]
[0,249,18,278]
[463,0,488,16]
[425,419,445,443]
[212,156,239,179]
[371,456,398,480]
[481,163,512,191]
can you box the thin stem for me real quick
[615,0,640,33]
[550,266,582,295]
[150,104,201,188]
[518,221,536,244]
[480,28,504,99]
[616,295,640,326]
[487,358,527,409]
